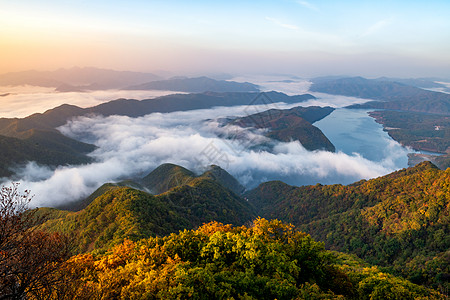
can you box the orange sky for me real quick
[1,1,450,78]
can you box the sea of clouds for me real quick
[0,85,182,118]
[10,99,405,207]
[0,77,410,207]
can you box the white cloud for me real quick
[230,75,312,96]
[4,98,407,207]
[297,1,319,12]
[0,86,183,118]
[300,92,373,108]
[266,17,299,30]
[361,18,394,38]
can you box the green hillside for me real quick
[0,135,93,177]
[55,182,146,212]
[0,67,161,90]
[141,163,197,194]
[246,161,450,290]
[38,174,255,253]
[141,163,245,195]
[11,162,448,298]
[369,110,450,154]
[0,104,96,177]
[201,164,246,194]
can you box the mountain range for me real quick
[311,76,450,115]
[125,76,259,92]
[0,67,260,93]
[0,91,318,177]
[37,164,255,253]
[375,77,450,92]
[33,161,449,295]
[0,67,162,90]
[246,161,449,290]
[2,73,450,298]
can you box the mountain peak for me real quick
[201,165,245,194]
[141,163,196,194]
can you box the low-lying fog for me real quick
[0,86,184,118]
[0,77,411,207]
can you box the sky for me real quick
[1,0,450,78]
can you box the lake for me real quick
[314,108,410,169]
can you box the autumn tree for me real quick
[0,183,70,300]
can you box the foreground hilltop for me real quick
[38,165,254,253]
[33,161,450,294]
[52,219,444,299]
[246,161,450,290]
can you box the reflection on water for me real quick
[314,109,409,168]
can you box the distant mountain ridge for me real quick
[0,67,162,90]
[310,76,450,115]
[0,91,315,132]
[0,91,315,177]
[0,68,260,93]
[126,76,259,92]
[375,76,450,91]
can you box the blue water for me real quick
[415,149,443,156]
[314,108,409,168]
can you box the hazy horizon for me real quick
[1,1,450,78]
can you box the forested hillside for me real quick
[246,161,450,291]
[2,162,449,298]
[368,110,450,154]
[0,135,93,177]
[12,218,447,299]
[37,166,255,253]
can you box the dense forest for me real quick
[246,161,449,292]
[368,110,450,169]
[37,219,446,299]
[368,110,450,154]
[1,162,448,298]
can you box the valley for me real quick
[0,70,449,299]
[311,76,450,170]
[24,161,449,298]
